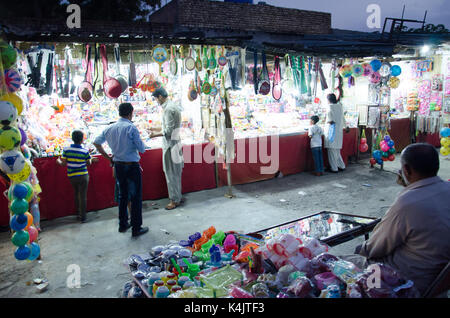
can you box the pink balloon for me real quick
[381,145,389,152]
[27,226,38,243]
[359,144,369,153]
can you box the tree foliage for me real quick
[0,0,162,21]
[394,23,449,34]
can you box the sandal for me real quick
[165,201,180,210]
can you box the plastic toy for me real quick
[249,247,264,274]
[27,226,38,243]
[362,63,372,76]
[0,126,21,151]
[222,250,235,262]
[4,69,22,93]
[27,242,40,261]
[183,259,201,280]
[9,214,28,231]
[339,65,352,78]
[11,230,29,247]
[200,265,243,297]
[155,286,170,298]
[208,244,222,267]
[287,277,313,298]
[223,234,239,257]
[14,245,31,261]
[370,59,382,72]
[10,198,29,215]
[352,64,363,77]
[390,65,402,77]
[211,231,225,245]
[0,93,23,115]
[0,42,17,69]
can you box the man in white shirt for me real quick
[324,93,346,173]
[150,88,184,210]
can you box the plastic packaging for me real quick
[287,277,313,298]
[251,283,270,298]
[314,272,343,291]
[229,286,254,298]
[276,264,296,286]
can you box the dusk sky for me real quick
[242,0,450,32]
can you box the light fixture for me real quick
[421,45,430,55]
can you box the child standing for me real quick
[309,116,324,176]
[57,130,98,223]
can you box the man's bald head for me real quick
[401,143,439,178]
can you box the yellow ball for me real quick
[0,93,23,115]
[441,137,450,148]
[8,162,31,183]
[440,147,450,156]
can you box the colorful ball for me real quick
[441,137,450,148]
[384,135,391,142]
[0,150,25,174]
[389,77,400,89]
[379,62,392,77]
[360,138,367,144]
[24,212,33,230]
[362,63,373,76]
[0,93,23,115]
[373,150,382,159]
[0,101,18,126]
[369,72,381,84]
[10,214,28,231]
[388,140,395,148]
[4,69,23,93]
[369,158,376,165]
[376,159,383,165]
[10,198,29,215]
[28,242,40,261]
[440,127,450,138]
[389,147,396,155]
[440,147,449,156]
[0,42,17,69]
[11,230,30,247]
[15,245,31,261]
[390,65,402,77]
[352,64,364,77]
[11,183,28,200]
[8,162,31,183]
[27,226,38,243]
[339,65,352,78]
[388,154,395,161]
[370,59,382,72]
[382,151,389,158]
[381,145,390,152]
[0,126,21,151]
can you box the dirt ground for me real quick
[0,156,448,298]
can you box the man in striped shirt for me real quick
[58,130,98,223]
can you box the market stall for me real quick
[122,214,422,299]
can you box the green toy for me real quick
[193,251,210,262]
[183,259,201,280]
[212,231,225,245]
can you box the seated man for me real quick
[357,143,450,296]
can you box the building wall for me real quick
[150,0,331,35]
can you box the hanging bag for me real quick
[272,56,282,101]
[100,44,122,99]
[258,51,270,95]
[77,44,94,102]
[114,44,128,93]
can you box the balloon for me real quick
[389,148,396,154]
[381,145,390,152]
[11,230,30,247]
[15,245,31,261]
[382,157,388,161]
[28,242,40,261]
[339,65,353,78]
[388,154,395,161]
[382,151,389,158]
[390,65,402,77]
[388,140,395,148]
[440,147,449,156]
[10,214,28,231]
[27,226,38,243]
[24,212,34,230]
[389,76,400,89]
[10,198,29,215]
[370,59,382,72]
[4,69,23,93]
[373,150,382,159]
[11,183,28,200]
[359,143,369,153]
[370,158,376,165]
[376,159,383,165]
[0,100,18,125]
[440,127,450,138]
[384,135,391,142]
[360,138,367,144]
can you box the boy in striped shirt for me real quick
[57,130,98,223]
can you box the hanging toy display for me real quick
[0,41,42,261]
[379,62,392,78]
[152,45,168,76]
[369,72,381,84]
[388,76,400,89]
[390,65,402,77]
[370,134,396,166]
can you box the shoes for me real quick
[326,168,338,173]
[132,227,149,237]
[165,201,180,210]
[80,217,87,224]
[338,168,346,172]
[119,224,132,233]
[311,172,321,176]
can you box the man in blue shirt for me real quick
[94,103,149,237]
